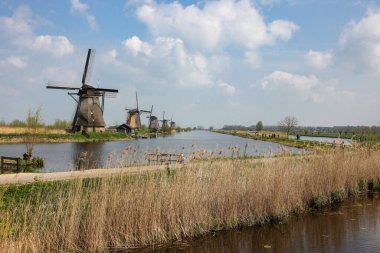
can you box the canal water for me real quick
[144,193,380,253]
[289,135,353,145]
[0,131,303,172]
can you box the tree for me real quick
[278,116,298,138]
[256,121,263,131]
[24,107,43,159]
[209,126,214,131]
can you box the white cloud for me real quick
[340,7,380,74]
[132,0,298,51]
[70,0,98,31]
[244,51,261,67]
[32,35,74,57]
[122,36,151,56]
[260,71,318,91]
[0,5,74,57]
[71,0,89,13]
[121,36,212,87]
[305,50,332,69]
[218,81,236,95]
[1,56,27,68]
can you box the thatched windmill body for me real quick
[159,111,170,131]
[46,49,118,133]
[147,105,159,132]
[126,92,151,131]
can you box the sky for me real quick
[0,0,380,128]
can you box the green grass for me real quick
[214,130,331,150]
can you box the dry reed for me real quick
[1,148,380,252]
[0,126,66,135]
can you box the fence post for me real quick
[16,158,21,173]
[1,156,3,174]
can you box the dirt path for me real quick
[0,165,176,185]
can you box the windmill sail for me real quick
[82,49,95,85]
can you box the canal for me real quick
[145,193,380,253]
[0,131,303,172]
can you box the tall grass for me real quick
[1,148,380,252]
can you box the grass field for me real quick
[0,147,379,252]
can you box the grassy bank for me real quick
[214,130,332,149]
[0,131,132,144]
[0,148,380,252]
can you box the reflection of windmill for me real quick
[126,92,150,130]
[46,49,118,132]
[147,105,159,132]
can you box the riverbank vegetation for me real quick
[0,147,379,252]
[213,130,333,150]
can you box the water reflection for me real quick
[144,193,380,253]
[0,131,304,172]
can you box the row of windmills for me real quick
[46,49,175,134]
[118,92,176,134]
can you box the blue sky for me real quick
[0,0,379,128]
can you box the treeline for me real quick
[0,118,71,129]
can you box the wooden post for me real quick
[16,158,20,173]
[1,156,3,174]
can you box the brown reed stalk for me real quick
[1,147,380,252]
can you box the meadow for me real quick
[0,147,380,252]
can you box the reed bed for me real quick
[0,126,66,135]
[1,148,380,252]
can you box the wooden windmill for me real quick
[46,49,118,133]
[126,92,150,131]
[170,116,176,129]
[159,111,170,130]
[146,105,159,132]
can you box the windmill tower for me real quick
[170,116,176,129]
[46,49,118,133]
[147,105,159,132]
[126,92,150,131]
[159,111,170,130]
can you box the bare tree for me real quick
[278,116,298,138]
[24,107,43,159]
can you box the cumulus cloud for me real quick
[0,5,74,57]
[121,36,212,87]
[122,36,152,56]
[340,7,380,74]
[70,0,98,31]
[260,71,318,91]
[131,0,298,51]
[32,35,74,57]
[1,56,27,68]
[218,81,236,95]
[305,50,332,69]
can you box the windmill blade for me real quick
[135,92,139,111]
[94,88,118,93]
[94,88,119,93]
[82,49,96,86]
[47,81,81,90]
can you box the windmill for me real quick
[170,116,176,129]
[126,92,151,131]
[46,49,118,133]
[146,105,159,132]
[159,111,170,130]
